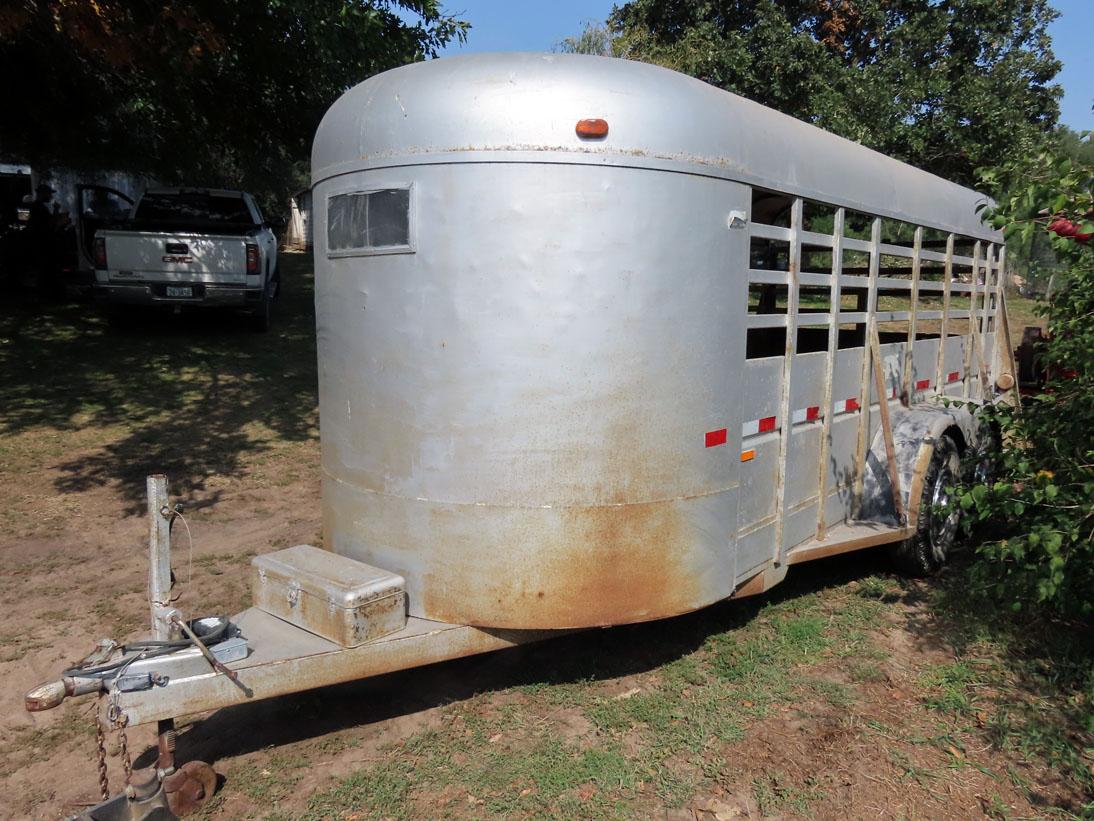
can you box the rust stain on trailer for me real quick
[419,495,700,630]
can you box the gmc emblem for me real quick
[162,255,193,264]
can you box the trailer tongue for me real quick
[25,475,565,818]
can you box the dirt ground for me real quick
[1,260,1086,819]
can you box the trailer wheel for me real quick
[891,434,961,576]
[968,422,1002,486]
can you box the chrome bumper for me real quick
[93,282,263,307]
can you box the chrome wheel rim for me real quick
[928,464,959,562]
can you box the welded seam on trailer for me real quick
[903,227,924,397]
[322,471,739,509]
[852,217,882,517]
[772,197,803,565]
[736,516,776,539]
[935,235,955,392]
[815,207,844,540]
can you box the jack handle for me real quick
[170,614,253,698]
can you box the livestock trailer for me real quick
[26,53,1018,817]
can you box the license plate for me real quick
[165,286,193,298]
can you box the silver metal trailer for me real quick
[25,53,1018,817]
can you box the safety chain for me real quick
[107,689,133,788]
[95,695,110,801]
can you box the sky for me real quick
[435,0,1093,132]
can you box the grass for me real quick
[0,252,319,518]
[290,586,895,818]
[267,561,1094,819]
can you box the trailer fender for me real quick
[859,403,977,528]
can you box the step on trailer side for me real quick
[25,52,1018,818]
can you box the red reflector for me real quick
[805,406,820,422]
[705,428,728,448]
[947,371,961,383]
[846,398,860,412]
[758,416,777,433]
[575,118,609,138]
[916,378,931,390]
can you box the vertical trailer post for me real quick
[772,197,803,564]
[852,217,882,517]
[974,244,994,398]
[147,475,174,642]
[815,207,845,539]
[902,227,924,397]
[963,241,983,400]
[934,234,955,392]
[869,322,905,524]
[995,247,1021,409]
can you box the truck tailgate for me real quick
[103,231,249,284]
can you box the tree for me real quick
[556,20,616,56]
[607,0,1062,185]
[965,140,1094,617]
[0,1,468,208]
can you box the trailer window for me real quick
[327,188,412,254]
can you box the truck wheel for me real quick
[891,435,961,576]
[249,293,271,332]
[106,303,134,329]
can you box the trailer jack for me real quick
[28,477,223,819]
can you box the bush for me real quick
[966,141,1094,617]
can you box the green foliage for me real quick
[965,137,1094,617]
[0,1,468,210]
[556,20,616,56]
[605,0,1061,185]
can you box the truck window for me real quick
[135,192,254,225]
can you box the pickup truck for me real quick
[92,187,279,330]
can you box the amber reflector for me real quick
[575,118,609,138]
[740,449,756,463]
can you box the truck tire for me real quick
[249,291,271,332]
[106,303,135,329]
[891,434,962,576]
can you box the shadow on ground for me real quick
[141,549,899,769]
[0,254,318,512]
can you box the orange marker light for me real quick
[741,449,756,462]
[575,118,609,139]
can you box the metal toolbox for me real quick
[251,545,406,647]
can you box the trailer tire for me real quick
[891,434,962,576]
[968,421,1002,486]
